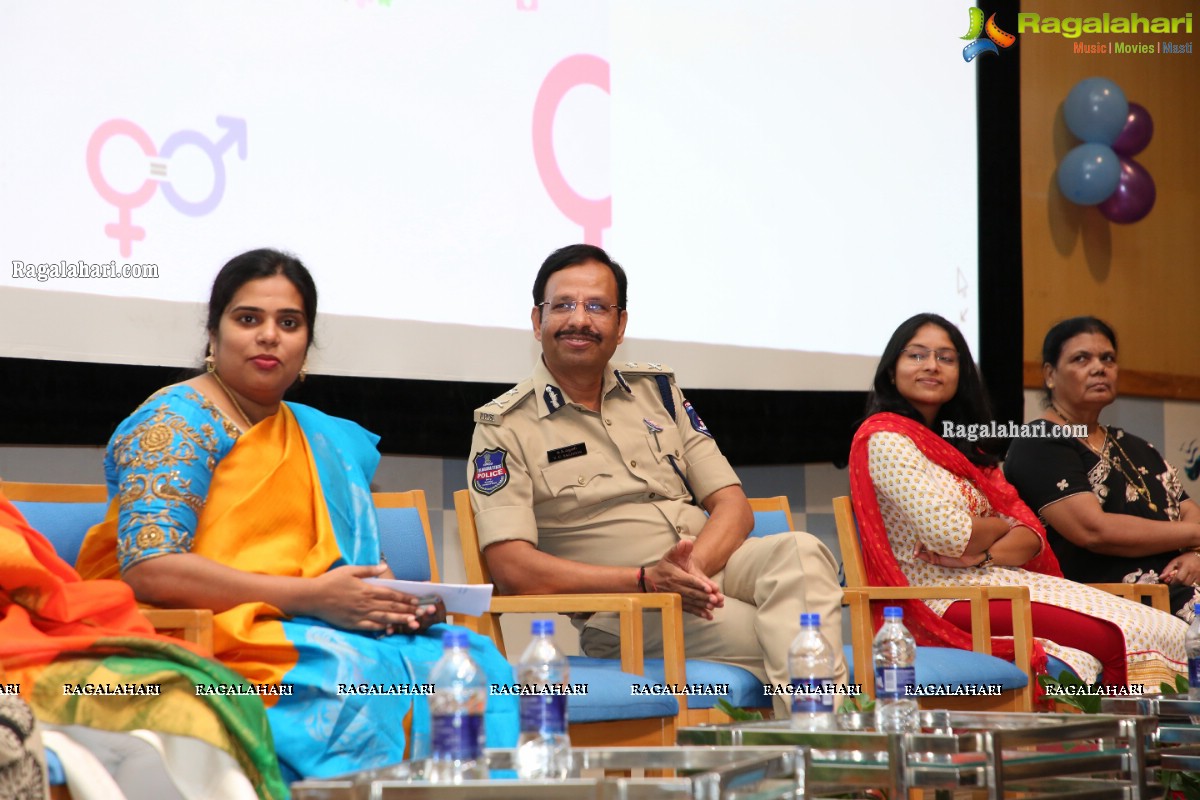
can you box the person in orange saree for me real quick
[848,312,1185,688]
[1,486,286,800]
[75,248,517,783]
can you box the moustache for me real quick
[555,328,601,343]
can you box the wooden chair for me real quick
[747,495,795,537]
[454,489,692,743]
[834,495,1036,712]
[373,490,440,582]
[1087,582,1170,613]
[2,481,215,654]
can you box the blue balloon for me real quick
[1063,77,1128,144]
[1057,143,1121,205]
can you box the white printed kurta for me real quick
[867,430,1186,687]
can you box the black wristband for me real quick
[638,566,647,592]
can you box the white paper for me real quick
[365,578,493,618]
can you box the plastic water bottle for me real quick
[428,630,487,783]
[788,612,835,730]
[1187,602,1200,700]
[873,606,918,733]
[515,619,571,779]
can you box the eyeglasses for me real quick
[902,346,959,366]
[538,300,621,317]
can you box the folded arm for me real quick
[1040,493,1200,557]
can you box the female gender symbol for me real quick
[532,54,611,245]
[85,119,159,257]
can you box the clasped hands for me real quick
[1161,550,1200,587]
[642,539,723,620]
[306,564,446,635]
[912,541,988,569]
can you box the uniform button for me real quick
[630,460,637,468]
[649,492,657,499]
[577,476,585,485]
[605,418,612,426]
[676,525,684,534]
[674,450,680,457]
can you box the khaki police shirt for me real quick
[468,358,741,573]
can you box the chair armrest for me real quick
[486,592,686,684]
[140,608,214,656]
[1088,582,1171,613]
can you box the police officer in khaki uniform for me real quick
[468,244,846,716]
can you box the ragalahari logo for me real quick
[962,7,1016,61]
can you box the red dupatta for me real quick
[848,412,1063,671]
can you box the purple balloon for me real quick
[1098,157,1156,224]
[1112,102,1154,156]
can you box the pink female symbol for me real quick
[532,54,611,245]
[85,120,159,258]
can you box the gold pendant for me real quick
[1149,501,1158,512]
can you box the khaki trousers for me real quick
[581,531,847,718]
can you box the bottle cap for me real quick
[531,619,555,636]
[883,606,903,619]
[442,630,469,648]
[799,612,820,627]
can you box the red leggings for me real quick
[943,600,1128,686]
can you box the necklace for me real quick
[1106,433,1158,512]
[1050,403,1102,449]
[209,370,254,430]
[1052,402,1157,511]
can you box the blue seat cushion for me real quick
[565,659,678,722]
[1045,656,1081,681]
[842,644,1029,691]
[750,510,791,538]
[568,656,769,712]
[375,507,431,581]
[11,501,108,567]
[45,747,66,785]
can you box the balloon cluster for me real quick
[1056,77,1156,224]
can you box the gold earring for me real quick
[205,344,216,374]
[1048,383,1054,389]
[299,359,308,383]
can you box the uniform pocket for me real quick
[541,453,614,502]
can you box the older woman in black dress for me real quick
[1005,316,1200,618]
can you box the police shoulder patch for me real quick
[472,448,510,495]
[473,380,534,425]
[683,400,712,438]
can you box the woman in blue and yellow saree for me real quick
[76,249,518,784]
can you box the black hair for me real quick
[206,248,318,346]
[532,244,627,311]
[864,312,999,466]
[1040,316,1118,403]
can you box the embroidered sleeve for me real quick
[867,431,972,557]
[110,389,236,573]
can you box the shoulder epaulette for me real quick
[473,380,534,425]
[615,361,675,377]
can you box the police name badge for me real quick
[472,448,510,495]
